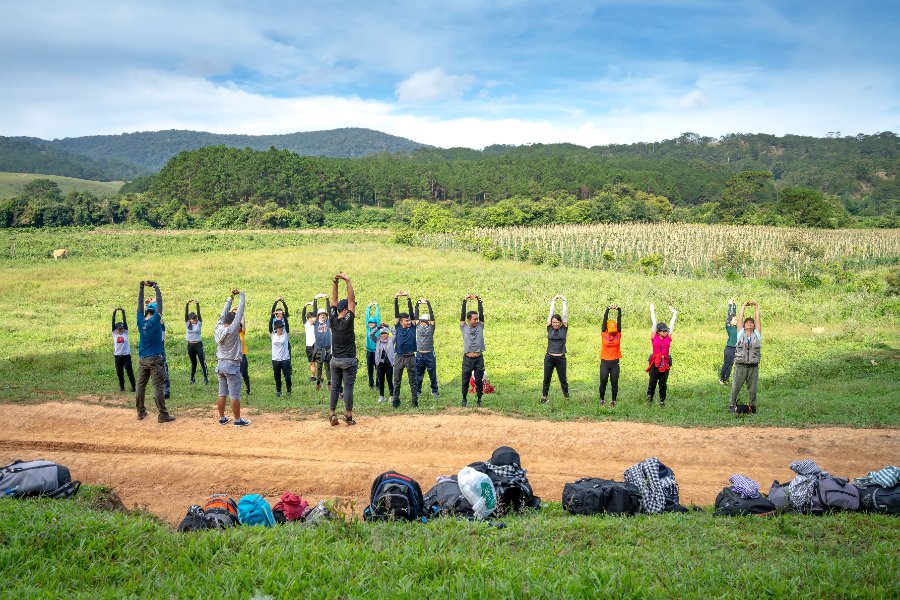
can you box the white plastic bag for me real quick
[458,466,497,520]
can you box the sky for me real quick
[1,0,898,147]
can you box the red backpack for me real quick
[273,492,310,522]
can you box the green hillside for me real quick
[0,172,123,199]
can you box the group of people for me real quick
[111,275,763,427]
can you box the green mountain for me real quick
[0,137,145,181]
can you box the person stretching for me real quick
[328,272,357,426]
[392,292,419,408]
[541,295,569,404]
[302,302,316,382]
[270,297,290,358]
[720,299,738,385]
[215,289,250,426]
[237,312,251,396]
[599,305,622,407]
[414,298,439,398]
[370,323,396,403]
[311,294,332,391]
[145,294,170,399]
[112,308,135,393]
[135,281,174,422]
[185,300,210,385]
[647,303,677,407]
[460,294,485,407]
[270,318,292,398]
[729,301,762,413]
[364,302,382,389]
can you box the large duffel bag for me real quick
[856,485,899,514]
[713,487,776,516]
[562,478,642,516]
[0,460,80,499]
[810,477,860,513]
[423,477,476,519]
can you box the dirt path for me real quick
[2,402,897,525]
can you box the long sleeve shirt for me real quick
[215,293,246,364]
[365,304,382,352]
[725,302,738,347]
[136,284,164,358]
[460,299,486,354]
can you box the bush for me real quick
[516,244,531,262]
[530,249,547,265]
[545,253,561,267]
[886,268,900,296]
[482,246,502,260]
[639,253,663,274]
[392,229,417,246]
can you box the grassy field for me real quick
[1,487,897,598]
[0,172,124,199]
[0,228,898,428]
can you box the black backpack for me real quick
[177,505,221,532]
[713,487,777,516]
[0,460,80,499]
[422,477,476,519]
[469,461,541,515]
[562,478,642,516]
[856,485,900,514]
[363,471,426,522]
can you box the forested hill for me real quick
[25,128,431,172]
[0,137,146,181]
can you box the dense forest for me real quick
[1,131,897,230]
[0,137,145,181]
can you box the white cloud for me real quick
[395,69,476,103]
[676,89,710,110]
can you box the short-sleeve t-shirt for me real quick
[330,309,356,359]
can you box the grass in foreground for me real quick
[0,488,897,598]
[0,172,124,199]
[0,229,898,428]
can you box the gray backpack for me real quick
[0,460,80,499]
[810,477,860,512]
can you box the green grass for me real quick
[1,488,897,598]
[0,172,124,199]
[0,229,898,428]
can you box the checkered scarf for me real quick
[729,474,761,499]
[484,461,533,495]
[788,459,827,511]
[624,457,678,514]
[854,466,899,489]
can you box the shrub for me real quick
[392,229,417,246]
[886,268,900,296]
[639,253,663,274]
[482,246,502,260]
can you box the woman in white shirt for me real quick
[270,318,292,398]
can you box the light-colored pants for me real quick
[730,363,759,406]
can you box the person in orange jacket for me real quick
[599,305,622,407]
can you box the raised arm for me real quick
[137,283,145,321]
[616,306,622,332]
[185,301,190,322]
[112,308,117,331]
[154,284,162,316]
[281,299,289,319]
[477,297,484,324]
[122,310,128,330]
[425,300,433,325]
[668,306,677,335]
[602,306,611,332]
[331,277,339,307]
[394,294,401,325]
[460,298,468,324]
[344,275,356,313]
[726,299,736,327]
[649,303,657,337]
[302,303,309,322]
[738,303,747,328]
[228,292,246,334]
[561,297,568,326]
[220,294,234,321]
[754,302,761,333]
[375,303,382,323]
[407,297,414,319]
[547,297,557,326]
[196,301,202,322]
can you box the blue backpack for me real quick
[363,471,426,522]
[237,494,275,527]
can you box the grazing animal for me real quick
[52,248,69,260]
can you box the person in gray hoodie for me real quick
[215,289,250,427]
[370,323,396,403]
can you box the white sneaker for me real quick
[378,396,385,403]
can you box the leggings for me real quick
[375,362,395,397]
[366,350,376,387]
[599,359,620,402]
[462,354,485,401]
[241,354,250,394]
[272,359,292,394]
[187,342,209,381]
[647,366,669,403]
[115,354,136,391]
[720,346,736,382]
[542,354,568,396]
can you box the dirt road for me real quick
[1,402,896,524]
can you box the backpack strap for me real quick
[46,480,80,499]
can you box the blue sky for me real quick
[1,0,897,147]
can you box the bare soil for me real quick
[2,402,896,525]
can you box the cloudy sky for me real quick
[1,0,898,147]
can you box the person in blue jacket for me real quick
[392,291,418,408]
[135,280,174,423]
[364,302,382,389]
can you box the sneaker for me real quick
[190,377,196,385]
[541,396,549,404]
[120,387,126,392]
[137,410,147,420]
[329,414,339,426]
[316,382,322,391]
[432,391,440,399]
[412,400,419,408]
[719,379,727,386]
[610,400,617,408]
[344,415,357,425]
[245,389,251,396]
[659,400,666,407]
[378,396,385,403]
[728,405,736,413]
[158,414,176,423]
[286,390,292,396]
[392,399,400,408]
[204,378,210,385]
[599,398,605,406]
[461,399,468,408]
[234,418,251,427]
[309,376,316,383]
[647,395,653,405]
[563,395,570,401]
[275,392,282,398]
[219,416,231,425]
[164,393,171,400]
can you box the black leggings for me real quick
[647,366,669,403]
[241,354,250,393]
[599,359,620,402]
[115,354,135,391]
[375,361,395,397]
[187,342,209,381]
[366,350,376,387]
[542,354,568,396]
[272,359,292,393]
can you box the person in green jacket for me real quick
[719,299,738,385]
[364,302,381,389]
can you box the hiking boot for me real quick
[540,396,549,404]
[234,418,251,427]
[219,416,231,425]
[120,387,126,392]
[158,414,176,423]
[344,415,357,425]
[719,379,727,386]
[329,414,339,426]
[137,410,147,420]
[461,399,468,408]
[378,396,385,403]
[275,392,282,398]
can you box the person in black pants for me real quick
[270,296,291,357]
[541,295,568,404]
[391,292,419,408]
[112,308,136,392]
[460,295,485,407]
[185,300,210,385]
[599,305,622,406]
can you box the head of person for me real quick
[379,328,389,342]
[368,320,376,330]
[466,310,479,326]
[187,312,198,324]
[743,317,756,335]
[607,320,618,335]
[145,302,156,317]
[730,315,739,327]
[398,312,411,328]
[223,312,236,326]
[115,322,125,333]
[274,308,284,318]
[418,313,430,327]
[656,322,669,338]
[337,299,349,317]
[273,319,284,334]
[317,308,327,322]
[550,314,563,330]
